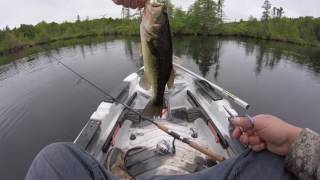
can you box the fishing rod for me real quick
[52,56,225,162]
[174,63,250,110]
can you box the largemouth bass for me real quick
[141,0,174,115]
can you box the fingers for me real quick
[239,133,266,152]
[232,126,255,139]
[232,117,253,131]
[130,1,138,9]
[123,0,130,7]
[232,127,242,139]
[246,129,254,136]
[251,143,265,152]
[248,136,262,145]
[236,130,264,147]
[239,134,249,145]
[112,0,146,9]
[137,0,146,8]
[112,0,123,5]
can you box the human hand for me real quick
[232,114,302,156]
[112,0,146,9]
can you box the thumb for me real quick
[232,117,253,130]
[112,0,123,5]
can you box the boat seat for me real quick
[123,146,209,179]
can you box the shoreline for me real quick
[1,32,318,57]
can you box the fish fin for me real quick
[167,68,175,89]
[139,71,151,90]
[142,100,163,118]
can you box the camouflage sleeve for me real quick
[285,128,320,180]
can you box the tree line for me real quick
[221,0,320,46]
[1,0,320,56]
[0,18,140,55]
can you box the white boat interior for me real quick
[74,64,246,179]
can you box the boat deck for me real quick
[74,64,246,179]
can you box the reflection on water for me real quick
[0,36,320,180]
[124,37,143,68]
[0,36,142,180]
[174,36,320,80]
[174,36,222,79]
[2,36,319,81]
[240,39,320,76]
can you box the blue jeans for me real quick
[25,143,296,180]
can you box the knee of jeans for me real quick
[38,142,72,157]
[256,150,284,160]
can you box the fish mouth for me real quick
[142,1,167,39]
[146,0,165,14]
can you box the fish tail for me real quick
[142,100,163,118]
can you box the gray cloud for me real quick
[1,0,319,29]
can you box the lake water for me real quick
[0,36,320,179]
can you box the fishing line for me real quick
[50,55,225,162]
[51,55,148,122]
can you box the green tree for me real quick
[217,0,224,23]
[277,7,284,18]
[272,7,277,17]
[249,15,257,22]
[188,0,218,35]
[5,25,10,31]
[272,7,284,18]
[166,0,175,21]
[0,32,22,52]
[172,7,187,34]
[261,0,272,21]
[19,24,36,39]
[121,8,130,19]
[76,15,81,23]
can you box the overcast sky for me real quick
[1,0,319,29]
